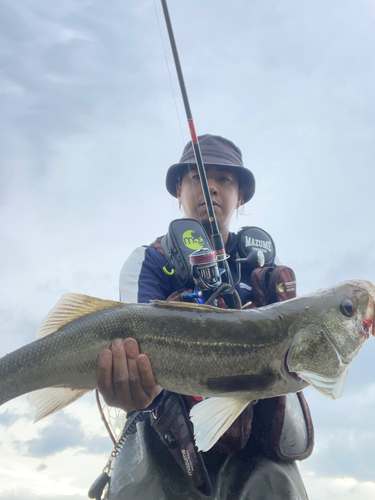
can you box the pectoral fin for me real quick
[189,397,251,452]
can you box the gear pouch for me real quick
[237,226,276,267]
[251,265,296,307]
[161,219,212,287]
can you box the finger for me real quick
[137,355,163,400]
[125,338,151,408]
[97,349,115,404]
[111,338,132,407]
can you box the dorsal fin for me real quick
[36,293,124,339]
[150,300,238,314]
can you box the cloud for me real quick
[83,435,112,455]
[0,409,23,427]
[325,247,375,285]
[0,0,374,498]
[17,413,85,457]
[0,491,85,500]
[300,472,375,500]
[309,430,375,482]
[36,463,47,472]
[302,385,375,482]
[16,410,111,458]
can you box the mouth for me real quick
[199,200,221,209]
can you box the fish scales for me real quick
[1,304,279,403]
[0,280,374,412]
[0,300,297,405]
[133,304,297,397]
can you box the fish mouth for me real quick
[363,295,375,338]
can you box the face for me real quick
[176,165,242,235]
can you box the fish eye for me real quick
[339,298,355,317]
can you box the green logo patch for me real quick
[182,230,204,250]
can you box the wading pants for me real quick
[106,420,308,500]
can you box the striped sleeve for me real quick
[119,247,147,303]
[119,246,176,303]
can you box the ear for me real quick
[176,183,182,202]
[236,191,243,209]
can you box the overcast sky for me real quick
[0,1,375,499]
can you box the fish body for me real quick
[0,296,305,404]
[0,280,373,450]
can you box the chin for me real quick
[200,219,212,233]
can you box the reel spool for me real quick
[189,248,222,290]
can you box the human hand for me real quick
[97,337,163,413]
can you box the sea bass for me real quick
[0,279,374,451]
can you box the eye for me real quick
[192,174,200,181]
[339,298,355,317]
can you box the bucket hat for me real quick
[166,134,255,203]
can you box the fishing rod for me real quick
[159,0,233,286]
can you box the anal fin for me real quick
[27,387,92,422]
[189,397,251,452]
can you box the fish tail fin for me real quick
[27,387,92,421]
[0,293,120,411]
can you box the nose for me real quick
[207,177,219,195]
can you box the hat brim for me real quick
[166,162,256,204]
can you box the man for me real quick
[97,135,312,499]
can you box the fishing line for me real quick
[153,0,185,147]
[153,0,203,226]
[159,0,232,283]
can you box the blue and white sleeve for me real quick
[119,246,174,303]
